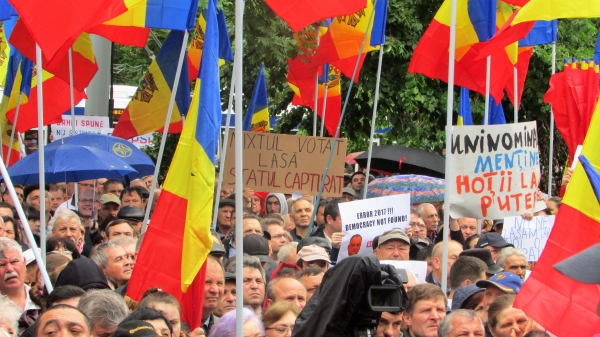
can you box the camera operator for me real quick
[375,311,404,337]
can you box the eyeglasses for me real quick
[266,325,294,334]
[271,233,286,239]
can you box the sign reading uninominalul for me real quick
[223,131,347,197]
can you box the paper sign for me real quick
[223,131,347,196]
[501,215,555,261]
[337,194,411,262]
[448,121,541,219]
[380,260,428,284]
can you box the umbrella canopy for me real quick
[48,133,155,178]
[355,145,445,178]
[345,151,364,165]
[7,144,137,184]
[366,174,445,204]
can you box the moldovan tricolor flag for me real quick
[112,30,190,139]
[264,0,367,32]
[514,101,600,336]
[126,0,220,328]
[243,64,270,132]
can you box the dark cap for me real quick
[342,187,358,197]
[224,272,236,282]
[210,242,226,258]
[243,234,270,263]
[451,284,484,311]
[113,321,159,337]
[475,232,513,249]
[297,236,331,254]
[554,243,600,285]
[23,184,49,201]
[219,198,235,209]
[460,248,502,275]
[117,205,145,221]
[55,258,111,291]
[476,271,523,294]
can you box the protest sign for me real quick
[501,215,555,261]
[337,194,411,262]
[380,260,428,284]
[448,121,541,219]
[223,131,347,196]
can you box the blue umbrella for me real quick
[7,144,138,184]
[47,133,155,178]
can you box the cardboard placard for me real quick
[223,131,347,196]
[501,215,555,261]
[337,194,411,262]
[448,121,541,219]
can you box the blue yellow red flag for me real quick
[0,0,16,21]
[370,0,389,46]
[265,0,366,32]
[104,0,200,32]
[519,20,557,47]
[112,30,191,139]
[594,28,600,66]
[458,87,473,126]
[487,97,506,125]
[243,64,270,132]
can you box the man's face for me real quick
[446,315,484,337]
[267,224,287,255]
[36,307,91,337]
[102,246,133,287]
[348,236,362,256]
[299,273,323,302]
[409,214,421,240]
[292,200,313,228]
[326,214,343,233]
[105,183,124,196]
[143,176,154,190]
[375,240,410,261]
[219,187,232,200]
[403,298,446,337]
[433,242,463,279]
[481,286,507,323]
[0,207,13,218]
[243,219,262,237]
[52,217,81,245]
[77,180,95,194]
[484,246,502,261]
[215,281,236,316]
[28,189,50,212]
[217,206,234,228]
[77,190,100,218]
[5,187,24,206]
[121,191,144,209]
[418,219,427,239]
[459,217,478,240]
[271,278,307,309]
[250,196,261,215]
[316,206,325,226]
[99,202,120,220]
[90,324,116,337]
[107,223,134,240]
[50,190,66,212]
[266,196,281,214]
[351,174,365,192]
[27,218,40,235]
[204,259,225,313]
[0,248,26,293]
[422,206,439,232]
[503,254,528,280]
[242,267,265,308]
[375,312,403,337]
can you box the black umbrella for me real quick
[354,145,445,178]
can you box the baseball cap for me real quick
[475,232,513,249]
[554,243,600,285]
[342,187,358,197]
[296,244,331,263]
[113,321,159,337]
[22,248,40,265]
[460,248,502,275]
[243,234,270,263]
[377,228,411,246]
[476,271,523,294]
[451,284,484,311]
[100,193,121,206]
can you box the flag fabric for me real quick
[512,0,600,25]
[8,0,144,64]
[10,20,98,92]
[112,30,191,139]
[594,28,600,66]
[0,0,16,21]
[487,96,506,124]
[87,24,150,48]
[519,20,557,47]
[126,0,218,329]
[0,22,11,88]
[504,46,533,109]
[186,2,233,82]
[370,0,389,46]
[264,0,367,32]
[514,101,600,337]
[243,64,270,132]
[104,0,200,32]
[0,46,27,166]
[7,67,86,133]
[458,87,473,125]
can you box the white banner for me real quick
[448,121,541,219]
[380,260,428,284]
[501,215,555,261]
[337,194,411,262]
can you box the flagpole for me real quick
[141,30,190,233]
[35,44,47,265]
[513,66,518,123]
[5,95,22,166]
[483,56,491,125]
[441,0,458,295]
[68,48,79,206]
[307,0,378,236]
[0,158,52,292]
[548,42,556,196]
[319,81,329,137]
[363,46,385,200]
[211,71,235,231]
[234,0,245,335]
[312,29,321,137]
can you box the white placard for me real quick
[337,194,411,262]
[448,121,541,219]
[501,215,555,261]
[380,260,428,284]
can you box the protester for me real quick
[437,309,485,337]
[459,248,502,278]
[427,241,463,292]
[213,273,236,318]
[289,198,313,242]
[0,295,20,337]
[105,219,137,241]
[54,258,111,290]
[225,255,265,317]
[264,193,287,215]
[312,198,344,263]
[77,289,129,337]
[401,284,447,337]
[458,217,478,241]
[475,233,513,261]
[416,203,439,241]
[450,285,485,322]
[475,272,523,324]
[208,308,264,337]
[448,256,487,299]
[90,241,133,289]
[375,311,404,337]
[496,247,528,280]
[265,277,307,309]
[120,308,173,337]
[104,180,125,197]
[263,217,288,262]
[487,295,540,337]
[407,211,422,241]
[277,243,297,264]
[98,193,121,222]
[373,228,411,261]
[350,171,366,196]
[34,305,91,337]
[296,265,324,302]
[262,302,300,337]
[117,206,145,232]
[49,184,67,214]
[215,199,235,239]
[201,256,224,335]
[47,237,80,260]
[295,245,330,271]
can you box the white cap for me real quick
[22,248,40,265]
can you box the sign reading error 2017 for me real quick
[223,131,347,197]
[448,121,541,219]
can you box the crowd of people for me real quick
[0,167,575,337]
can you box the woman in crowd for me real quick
[209,308,264,337]
[139,290,184,337]
[488,295,541,337]
[120,308,173,337]
[263,302,300,337]
[451,284,485,323]
[2,216,27,250]
[46,236,80,259]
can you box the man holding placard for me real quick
[373,229,411,261]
